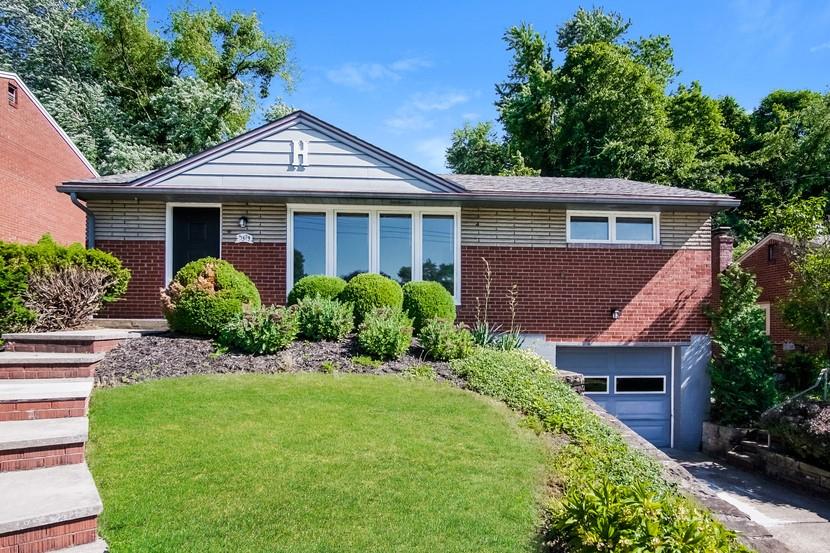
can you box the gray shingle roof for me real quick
[70,171,150,184]
[443,174,733,201]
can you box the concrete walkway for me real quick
[671,451,830,553]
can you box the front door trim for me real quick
[165,202,223,284]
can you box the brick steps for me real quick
[0,353,104,379]
[0,464,103,551]
[0,418,88,472]
[0,330,116,551]
[3,329,150,354]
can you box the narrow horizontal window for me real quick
[615,376,665,394]
[570,216,609,241]
[616,217,654,242]
[584,376,609,394]
[567,211,659,244]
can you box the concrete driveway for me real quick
[672,451,830,553]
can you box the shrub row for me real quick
[166,261,473,361]
[0,235,130,334]
[451,349,749,552]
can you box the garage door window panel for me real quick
[615,376,666,394]
[584,376,609,394]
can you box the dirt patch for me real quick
[96,333,462,387]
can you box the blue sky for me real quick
[145,0,830,172]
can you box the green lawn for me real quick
[88,374,547,552]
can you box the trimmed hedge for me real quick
[161,258,260,337]
[357,306,413,360]
[402,281,456,332]
[287,275,347,306]
[451,349,749,552]
[339,273,403,323]
[0,235,130,334]
[296,296,354,341]
[217,306,299,355]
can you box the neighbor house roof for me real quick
[58,110,738,209]
[0,71,98,176]
[737,232,829,263]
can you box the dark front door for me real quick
[172,207,220,276]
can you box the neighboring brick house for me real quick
[0,71,98,245]
[738,233,820,356]
[59,111,739,450]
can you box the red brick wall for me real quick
[0,76,94,245]
[95,239,713,344]
[739,239,815,353]
[97,240,166,318]
[222,242,286,306]
[458,246,712,343]
[95,240,287,318]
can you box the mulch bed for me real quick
[95,333,462,388]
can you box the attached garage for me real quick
[556,346,674,448]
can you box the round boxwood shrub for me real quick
[287,275,347,306]
[160,257,261,337]
[402,280,456,332]
[338,273,403,323]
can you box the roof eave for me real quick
[57,184,740,209]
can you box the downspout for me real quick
[70,192,95,248]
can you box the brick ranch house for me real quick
[0,71,98,245]
[58,111,739,450]
[738,233,824,356]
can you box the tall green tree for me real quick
[445,122,538,176]
[0,0,295,174]
[709,265,777,426]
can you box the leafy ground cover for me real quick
[88,374,547,552]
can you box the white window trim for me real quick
[566,210,660,245]
[286,204,461,303]
[758,302,771,335]
[614,375,667,395]
[164,202,223,285]
[583,375,610,395]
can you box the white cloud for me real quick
[410,91,469,111]
[810,41,830,53]
[414,137,449,172]
[385,113,433,131]
[326,57,431,90]
[462,112,480,121]
[384,90,470,132]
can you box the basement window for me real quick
[7,83,17,107]
[567,211,659,244]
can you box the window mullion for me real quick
[412,211,423,281]
[326,209,336,276]
[369,211,379,273]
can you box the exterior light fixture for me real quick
[611,308,621,320]
[238,216,248,229]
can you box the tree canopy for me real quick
[0,0,295,174]
[446,7,830,243]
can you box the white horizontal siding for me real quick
[462,207,711,249]
[661,212,711,249]
[221,203,286,243]
[162,123,441,194]
[462,207,567,247]
[87,199,165,241]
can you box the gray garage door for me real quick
[557,347,672,447]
